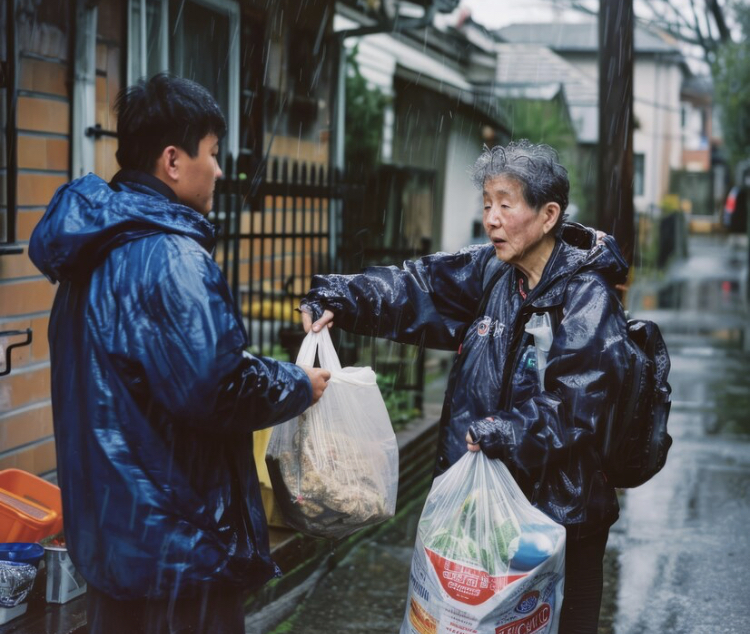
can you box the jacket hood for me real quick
[29,173,216,283]
[564,222,629,283]
[529,222,629,307]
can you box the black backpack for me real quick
[600,319,673,487]
[478,263,673,488]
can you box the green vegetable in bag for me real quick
[424,488,520,575]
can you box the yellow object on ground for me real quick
[253,428,287,527]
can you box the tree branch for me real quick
[645,20,705,46]
[706,0,731,42]
[569,2,598,17]
[689,0,712,55]
[649,0,695,31]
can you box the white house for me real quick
[334,4,510,254]
[497,21,689,215]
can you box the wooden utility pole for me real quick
[598,0,635,264]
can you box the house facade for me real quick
[680,74,726,217]
[497,20,690,217]
[1,0,475,478]
[336,4,508,255]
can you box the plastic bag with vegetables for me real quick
[400,451,565,634]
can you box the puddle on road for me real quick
[612,250,750,633]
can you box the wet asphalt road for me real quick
[265,234,750,634]
[608,234,750,634]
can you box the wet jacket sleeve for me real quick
[130,236,312,433]
[302,247,493,350]
[468,273,629,478]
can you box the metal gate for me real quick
[212,158,435,419]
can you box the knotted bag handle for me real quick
[294,327,343,372]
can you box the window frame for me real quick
[126,0,240,158]
[634,152,645,198]
[127,0,169,85]
[71,2,98,179]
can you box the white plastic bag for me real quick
[266,328,399,539]
[400,451,565,634]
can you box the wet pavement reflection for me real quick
[265,235,750,634]
[607,234,750,634]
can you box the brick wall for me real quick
[1,1,126,476]
[0,8,71,475]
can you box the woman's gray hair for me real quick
[471,140,570,224]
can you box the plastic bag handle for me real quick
[294,328,343,372]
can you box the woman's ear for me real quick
[542,202,561,234]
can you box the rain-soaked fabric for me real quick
[86,580,244,634]
[303,223,629,537]
[558,527,609,634]
[29,172,313,600]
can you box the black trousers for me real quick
[86,582,245,634]
[559,527,610,634]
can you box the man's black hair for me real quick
[114,73,227,172]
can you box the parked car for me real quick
[723,186,748,234]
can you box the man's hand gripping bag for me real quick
[266,328,399,539]
[400,452,565,634]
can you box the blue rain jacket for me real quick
[303,224,629,537]
[29,172,312,600]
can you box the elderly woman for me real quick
[301,140,630,633]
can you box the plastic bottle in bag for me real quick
[524,312,554,388]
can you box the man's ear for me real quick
[155,145,181,183]
[542,202,561,234]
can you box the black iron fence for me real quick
[335,164,436,416]
[211,157,436,418]
[212,156,343,358]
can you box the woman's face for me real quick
[482,174,552,266]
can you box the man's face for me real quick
[172,134,222,215]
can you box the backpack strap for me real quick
[546,304,562,334]
[475,260,508,318]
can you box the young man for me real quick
[29,73,329,634]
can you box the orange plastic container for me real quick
[0,469,63,542]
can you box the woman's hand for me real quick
[301,308,335,333]
[466,431,481,452]
[302,366,331,404]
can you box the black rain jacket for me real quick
[29,172,313,600]
[303,224,629,537]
